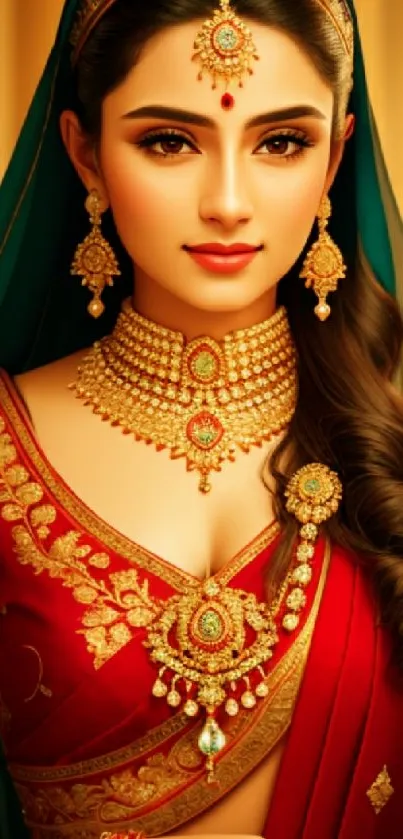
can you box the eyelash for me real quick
[136,128,314,161]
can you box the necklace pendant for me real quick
[198,716,227,782]
[199,472,212,494]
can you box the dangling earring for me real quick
[70,190,121,318]
[299,195,347,321]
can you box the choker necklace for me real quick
[72,299,297,493]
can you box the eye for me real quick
[256,131,314,161]
[137,130,197,157]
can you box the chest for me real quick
[25,392,278,578]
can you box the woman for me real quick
[0,0,402,837]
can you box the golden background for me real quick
[1,0,402,215]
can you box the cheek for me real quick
[258,162,327,247]
[100,146,189,253]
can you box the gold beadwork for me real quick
[366,766,394,815]
[299,196,347,321]
[192,0,259,90]
[70,190,121,319]
[283,463,342,631]
[139,464,341,780]
[72,300,297,493]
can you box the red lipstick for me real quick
[184,243,262,274]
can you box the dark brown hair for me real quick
[74,0,403,668]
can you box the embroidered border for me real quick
[0,374,279,594]
[0,380,278,668]
[11,543,330,837]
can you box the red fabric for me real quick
[0,370,401,837]
[265,546,403,837]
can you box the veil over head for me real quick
[0,0,402,374]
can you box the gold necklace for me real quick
[72,299,297,492]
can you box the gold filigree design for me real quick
[0,373,279,594]
[192,0,259,90]
[11,543,330,839]
[0,402,278,672]
[73,301,297,494]
[0,420,158,668]
[366,766,394,815]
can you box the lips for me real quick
[185,243,262,255]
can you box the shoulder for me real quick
[14,351,87,411]
[8,351,88,433]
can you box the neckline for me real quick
[0,370,280,592]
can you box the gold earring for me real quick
[70,190,121,318]
[299,195,347,321]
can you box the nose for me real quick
[199,152,254,230]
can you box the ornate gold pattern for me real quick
[0,384,340,779]
[192,0,259,90]
[70,0,354,68]
[11,543,330,839]
[366,766,394,815]
[72,300,297,493]
[0,373,280,594]
[283,463,341,631]
[0,410,340,781]
[0,396,278,673]
[300,196,347,321]
[71,191,121,319]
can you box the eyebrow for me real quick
[121,104,327,128]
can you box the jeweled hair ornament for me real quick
[191,0,259,109]
[70,0,355,70]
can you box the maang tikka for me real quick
[192,0,259,110]
[299,195,347,321]
[71,190,121,318]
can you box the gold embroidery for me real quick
[0,426,162,667]
[11,545,330,838]
[367,766,394,815]
[0,391,279,669]
[0,374,279,594]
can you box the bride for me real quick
[0,1,402,837]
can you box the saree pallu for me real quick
[0,370,401,838]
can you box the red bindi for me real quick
[221,92,235,110]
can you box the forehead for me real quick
[103,19,334,121]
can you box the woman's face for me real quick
[79,21,344,325]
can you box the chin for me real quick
[176,285,273,313]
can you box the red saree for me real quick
[0,370,401,838]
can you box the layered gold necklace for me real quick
[71,302,343,782]
[72,299,297,492]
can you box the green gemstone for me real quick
[304,478,321,494]
[194,351,216,379]
[198,718,226,757]
[197,427,218,446]
[198,609,223,641]
[217,25,238,51]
